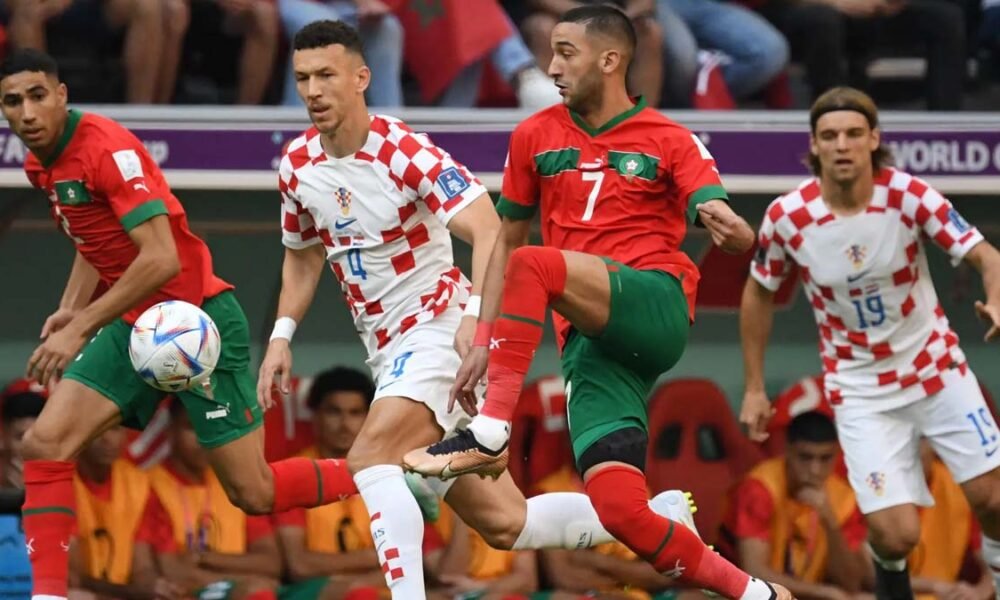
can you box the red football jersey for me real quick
[497,99,728,339]
[24,110,231,323]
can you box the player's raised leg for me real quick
[20,381,122,600]
[346,396,448,598]
[179,291,357,516]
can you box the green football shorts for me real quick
[564,259,690,462]
[62,290,263,448]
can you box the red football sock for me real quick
[482,246,566,422]
[269,457,357,512]
[586,466,751,598]
[23,460,77,599]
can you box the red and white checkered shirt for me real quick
[751,168,983,410]
[278,115,486,357]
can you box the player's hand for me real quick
[40,307,78,339]
[26,324,87,386]
[795,486,836,522]
[257,339,292,412]
[356,0,391,22]
[454,315,477,359]
[151,578,185,600]
[698,200,755,254]
[974,300,1000,341]
[740,389,775,441]
[450,345,487,416]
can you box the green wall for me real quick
[2,190,996,409]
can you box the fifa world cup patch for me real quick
[948,209,971,233]
[112,149,144,181]
[438,167,470,199]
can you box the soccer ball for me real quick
[129,300,221,392]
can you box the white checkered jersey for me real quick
[278,115,486,357]
[751,168,983,410]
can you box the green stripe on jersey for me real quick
[609,151,659,181]
[534,148,580,177]
[120,198,168,231]
[23,506,75,517]
[496,196,537,220]
[687,185,729,224]
[499,313,545,328]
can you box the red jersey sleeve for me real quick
[496,122,539,221]
[668,130,728,224]
[135,494,178,554]
[729,479,776,542]
[245,515,274,546]
[840,505,868,551]
[90,140,168,233]
[273,508,307,529]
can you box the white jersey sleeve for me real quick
[750,197,794,292]
[376,117,487,226]
[278,147,321,250]
[893,173,983,266]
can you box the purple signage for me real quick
[1,125,999,178]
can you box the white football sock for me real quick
[510,490,698,550]
[981,535,1000,598]
[468,414,510,452]
[354,465,427,599]
[511,492,614,549]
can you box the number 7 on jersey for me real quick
[581,171,605,221]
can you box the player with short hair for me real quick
[740,86,1000,600]
[403,6,790,600]
[0,49,358,600]
[257,18,697,600]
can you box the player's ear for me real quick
[600,49,621,74]
[870,127,881,153]
[55,82,68,107]
[808,134,819,160]
[356,64,371,96]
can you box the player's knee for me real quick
[965,469,1000,518]
[249,0,279,37]
[163,0,190,37]
[346,439,393,475]
[506,246,564,285]
[869,521,921,558]
[20,425,70,461]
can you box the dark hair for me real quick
[307,366,375,411]
[293,20,364,57]
[807,86,893,175]
[787,411,838,444]
[558,4,637,60]
[1,392,46,424]
[0,49,59,83]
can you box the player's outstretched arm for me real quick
[449,216,532,416]
[257,244,326,409]
[963,241,1000,341]
[27,215,180,385]
[697,199,755,254]
[445,194,502,358]
[41,251,100,338]
[739,278,777,441]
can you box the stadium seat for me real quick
[645,378,764,544]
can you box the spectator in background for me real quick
[132,401,281,599]
[0,383,42,600]
[0,382,46,490]
[389,0,561,108]
[70,427,181,599]
[278,1,403,107]
[274,367,388,598]
[157,0,191,103]
[425,505,539,598]
[197,0,280,104]
[756,0,965,109]
[909,439,996,600]
[719,412,871,600]
[4,0,164,103]
[520,0,665,106]
[654,0,789,107]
